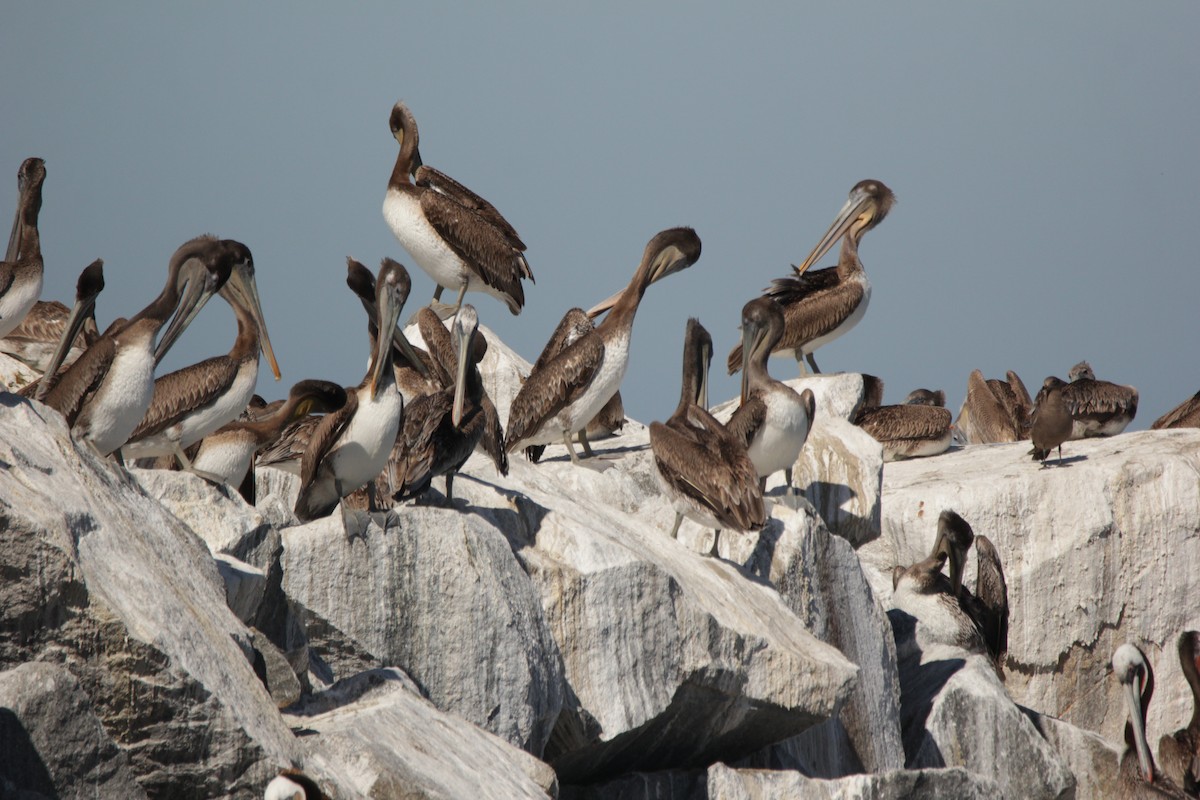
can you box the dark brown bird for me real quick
[650,318,765,556]
[728,179,894,375]
[1029,376,1073,465]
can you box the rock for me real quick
[247,629,303,709]
[280,502,568,757]
[1022,707,1122,800]
[449,439,859,784]
[0,662,147,799]
[0,352,37,393]
[737,502,903,777]
[286,668,556,799]
[562,763,1002,799]
[0,395,311,797]
[130,467,268,555]
[866,430,1200,750]
[214,554,267,623]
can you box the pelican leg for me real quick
[806,352,821,374]
[444,473,455,505]
[578,429,595,458]
[453,281,468,314]
[709,529,721,557]
[562,431,582,464]
[669,513,683,539]
[784,467,797,508]
[795,351,809,376]
[432,285,444,303]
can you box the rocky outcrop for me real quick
[864,430,1200,753]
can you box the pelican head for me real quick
[1113,642,1156,784]
[389,101,423,171]
[795,179,895,274]
[346,257,429,379]
[905,388,946,407]
[738,297,785,403]
[371,259,411,398]
[7,157,46,262]
[936,509,974,597]
[213,253,282,380]
[285,379,347,422]
[451,304,479,426]
[586,227,702,319]
[1069,361,1095,382]
[34,259,105,401]
[151,236,236,362]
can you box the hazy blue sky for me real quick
[3,4,1198,429]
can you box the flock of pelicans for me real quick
[2,101,1198,798]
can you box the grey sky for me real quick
[3,4,1198,430]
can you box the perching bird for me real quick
[728,179,894,375]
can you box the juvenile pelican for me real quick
[12,259,104,399]
[505,227,701,462]
[382,101,533,315]
[1157,631,1200,795]
[190,379,346,493]
[0,158,47,340]
[1153,392,1200,430]
[122,250,281,465]
[854,380,953,461]
[386,305,489,503]
[728,179,894,376]
[935,510,1010,667]
[955,369,1031,444]
[890,523,988,657]
[650,318,764,555]
[294,259,410,522]
[726,297,816,500]
[1062,361,1139,439]
[43,236,235,456]
[1113,643,1189,797]
[264,770,327,800]
[1030,377,1073,465]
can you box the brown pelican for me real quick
[650,318,765,555]
[0,158,46,340]
[43,236,236,456]
[1030,377,1073,465]
[505,227,701,462]
[345,259,507,478]
[1153,393,1200,430]
[890,523,988,656]
[955,369,1032,444]
[1113,643,1190,797]
[726,297,815,501]
[727,179,894,376]
[121,252,281,465]
[294,259,411,522]
[935,510,1010,667]
[264,769,327,800]
[9,259,104,399]
[1157,631,1200,795]
[189,379,346,493]
[1062,361,1139,439]
[904,388,945,406]
[382,101,533,315]
[385,305,489,503]
[854,380,953,461]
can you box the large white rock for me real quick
[279,502,569,757]
[130,467,269,555]
[0,395,308,796]
[865,430,1200,751]
[289,668,556,799]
